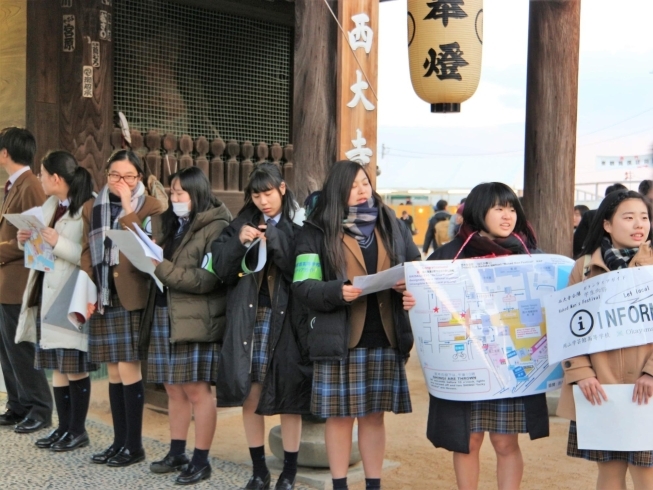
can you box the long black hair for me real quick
[41,150,94,217]
[581,190,653,255]
[160,166,219,246]
[310,160,395,276]
[462,182,538,249]
[239,163,297,220]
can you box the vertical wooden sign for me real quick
[336,0,379,186]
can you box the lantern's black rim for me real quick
[431,103,461,113]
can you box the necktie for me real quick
[3,180,10,203]
[53,204,68,224]
[266,218,276,227]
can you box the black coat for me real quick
[292,206,421,360]
[211,207,312,415]
[425,236,550,453]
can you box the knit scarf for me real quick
[89,182,146,312]
[342,197,378,249]
[456,223,530,258]
[601,236,638,271]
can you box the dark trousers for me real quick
[0,303,52,422]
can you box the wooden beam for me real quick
[523,0,580,257]
[292,0,338,203]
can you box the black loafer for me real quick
[50,431,90,452]
[175,463,211,485]
[107,446,146,467]
[14,418,51,434]
[244,472,271,490]
[0,409,25,426]
[274,476,296,490]
[91,445,121,464]
[35,428,66,448]
[150,453,190,474]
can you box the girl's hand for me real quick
[342,284,363,302]
[403,290,416,310]
[151,258,160,267]
[239,225,262,245]
[17,229,32,245]
[632,241,653,267]
[87,302,96,318]
[577,377,608,406]
[41,227,59,247]
[392,279,406,293]
[114,181,134,214]
[633,374,653,405]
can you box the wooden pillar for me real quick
[336,0,379,187]
[523,0,581,257]
[292,0,338,203]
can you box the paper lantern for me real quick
[408,0,483,113]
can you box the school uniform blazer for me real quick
[557,248,653,421]
[16,197,94,351]
[0,169,46,304]
[80,194,164,312]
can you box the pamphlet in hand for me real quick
[4,207,55,272]
[106,229,164,291]
[352,264,405,296]
[130,223,163,262]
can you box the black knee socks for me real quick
[280,450,298,481]
[108,382,126,449]
[249,445,269,479]
[67,377,91,436]
[53,386,71,433]
[332,477,348,489]
[123,380,144,451]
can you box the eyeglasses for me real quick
[107,172,138,184]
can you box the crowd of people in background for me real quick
[2,125,653,489]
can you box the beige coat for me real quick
[557,248,653,420]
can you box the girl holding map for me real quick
[293,160,420,490]
[84,150,164,467]
[16,150,96,452]
[404,182,545,490]
[557,189,653,490]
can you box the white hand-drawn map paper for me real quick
[545,266,653,364]
[405,254,574,401]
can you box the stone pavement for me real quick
[0,396,318,489]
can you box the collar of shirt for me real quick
[59,199,70,207]
[8,165,31,188]
[264,213,281,226]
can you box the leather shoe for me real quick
[35,428,66,448]
[14,417,51,434]
[274,476,296,490]
[150,453,190,474]
[0,409,25,426]
[244,472,271,490]
[175,463,211,485]
[91,445,121,464]
[107,446,146,467]
[50,431,90,452]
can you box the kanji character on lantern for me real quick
[424,0,468,27]
[423,42,469,80]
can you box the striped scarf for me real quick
[601,236,638,271]
[342,197,378,249]
[89,182,146,313]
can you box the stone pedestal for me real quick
[268,420,362,468]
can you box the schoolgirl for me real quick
[145,167,231,484]
[557,189,653,490]
[212,163,311,490]
[16,150,96,451]
[84,149,164,467]
[292,160,420,490]
[404,182,547,490]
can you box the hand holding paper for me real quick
[106,229,164,291]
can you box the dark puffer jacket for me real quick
[292,205,421,361]
[211,206,312,414]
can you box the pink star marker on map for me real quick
[460,312,466,318]
[433,307,439,313]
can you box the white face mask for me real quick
[172,201,190,218]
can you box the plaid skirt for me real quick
[251,306,271,384]
[312,347,412,418]
[88,294,141,363]
[567,421,653,467]
[147,306,219,384]
[470,397,528,434]
[34,309,98,374]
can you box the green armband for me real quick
[201,253,215,275]
[293,253,323,282]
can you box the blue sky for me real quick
[376,0,653,193]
